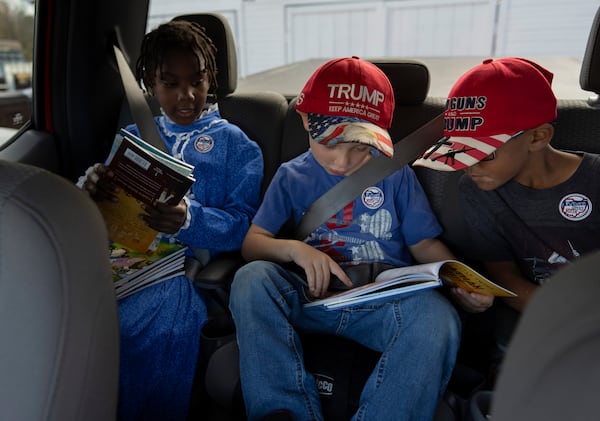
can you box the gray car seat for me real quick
[469,250,600,421]
[0,160,119,420]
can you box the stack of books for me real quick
[97,128,195,299]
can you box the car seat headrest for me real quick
[369,59,430,105]
[173,13,238,97]
[579,6,600,101]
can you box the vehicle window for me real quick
[146,0,598,101]
[0,0,33,146]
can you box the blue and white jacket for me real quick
[125,103,264,259]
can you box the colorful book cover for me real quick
[98,129,195,251]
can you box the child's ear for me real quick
[297,110,309,132]
[529,123,554,152]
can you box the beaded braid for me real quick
[135,20,218,97]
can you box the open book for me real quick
[97,128,195,251]
[111,238,188,300]
[304,260,516,310]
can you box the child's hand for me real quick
[82,163,119,202]
[290,242,352,297]
[449,287,494,313]
[141,199,187,234]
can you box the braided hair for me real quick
[136,20,218,97]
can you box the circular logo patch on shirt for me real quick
[558,193,592,221]
[362,186,384,209]
[194,135,214,153]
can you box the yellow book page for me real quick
[440,261,516,297]
[97,190,157,251]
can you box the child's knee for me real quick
[230,261,278,307]
[233,261,273,289]
[418,294,462,351]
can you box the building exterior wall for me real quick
[495,0,599,57]
[148,0,599,78]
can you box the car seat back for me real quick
[489,250,600,420]
[219,92,288,195]
[553,4,600,152]
[580,4,600,106]
[553,99,600,153]
[0,161,119,421]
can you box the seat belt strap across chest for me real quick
[113,44,168,154]
[294,113,444,241]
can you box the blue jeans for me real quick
[229,261,461,421]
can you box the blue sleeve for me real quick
[176,128,264,255]
[124,122,263,255]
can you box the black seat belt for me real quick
[294,113,444,240]
[113,43,168,154]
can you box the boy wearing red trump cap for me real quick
[229,56,492,421]
[415,57,600,348]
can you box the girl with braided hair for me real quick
[78,19,263,420]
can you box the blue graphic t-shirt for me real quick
[253,150,443,268]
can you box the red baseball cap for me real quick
[295,56,395,157]
[413,57,557,171]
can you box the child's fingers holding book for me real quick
[449,287,494,313]
[83,164,119,202]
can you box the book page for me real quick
[304,264,442,309]
[373,261,446,282]
[111,129,194,176]
[318,278,441,309]
[440,261,516,297]
[303,259,516,309]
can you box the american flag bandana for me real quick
[307,113,394,157]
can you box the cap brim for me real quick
[307,114,394,157]
[412,133,512,171]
